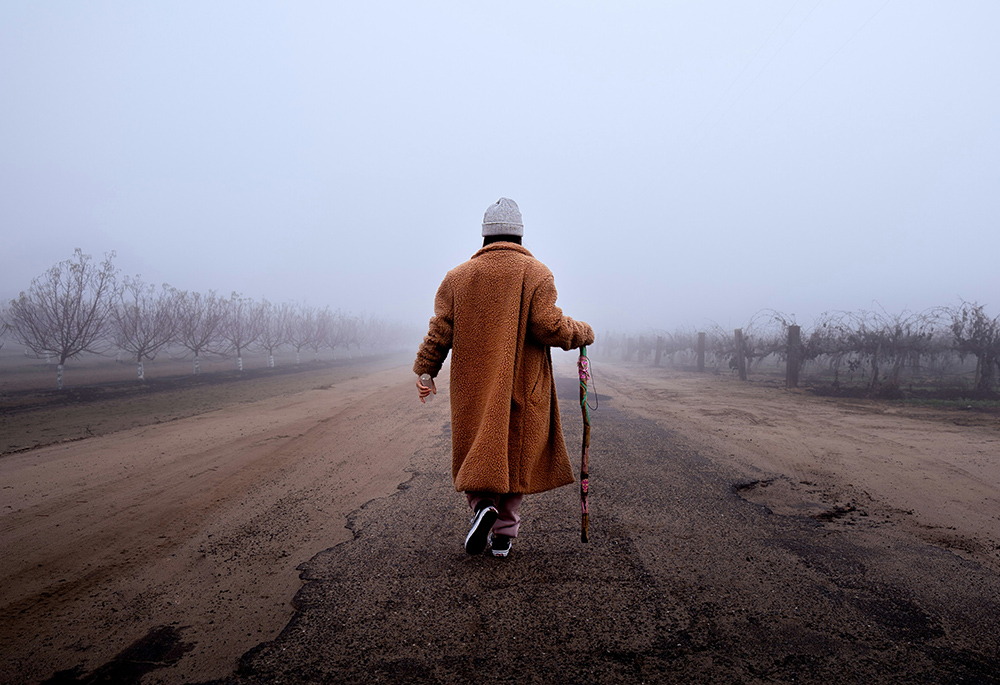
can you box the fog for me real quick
[2,2,998,333]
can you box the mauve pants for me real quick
[466,492,524,537]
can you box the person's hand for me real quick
[416,375,437,403]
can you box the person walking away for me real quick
[414,197,594,558]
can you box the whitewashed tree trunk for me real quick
[295,351,301,365]
[194,355,201,374]
[57,363,64,390]
[237,356,243,372]
[268,354,274,368]
[137,361,144,381]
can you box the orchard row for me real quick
[1,249,414,388]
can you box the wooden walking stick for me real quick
[578,346,591,543]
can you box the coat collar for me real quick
[472,242,534,259]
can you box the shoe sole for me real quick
[465,506,498,555]
[488,532,512,557]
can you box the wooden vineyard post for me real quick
[734,328,748,381]
[697,332,706,372]
[786,325,801,389]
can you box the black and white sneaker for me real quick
[489,532,513,558]
[465,505,498,555]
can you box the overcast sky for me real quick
[2,1,997,334]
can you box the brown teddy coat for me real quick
[413,242,594,495]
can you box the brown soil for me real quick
[2,355,999,683]
[1,354,439,684]
[601,364,1000,574]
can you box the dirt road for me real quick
[2,356,1000,683]
[603,363,1000,575]
[211,360,1000,683]
[1,356,447,684]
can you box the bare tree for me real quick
[368,315,414,354]
[6,249,117,389]
[110,275,178,380]
[287,304,317,365]
[0,306,10,352]
[307,307,335,361]
[358,312,378,356]
[949,301,999,393]
[219,292,262,371]
[258,300,293,368]
[339,312,362,358]
[175,290,226,374]
[360,312,401,355]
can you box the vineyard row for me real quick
[593,305,1000,396]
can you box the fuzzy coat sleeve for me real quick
[528,274,595,350]
[412,276,453,378]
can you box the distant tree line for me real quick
[598,303,1000,395]
[1,249,414,389]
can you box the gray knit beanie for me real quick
[481,197,524,237]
